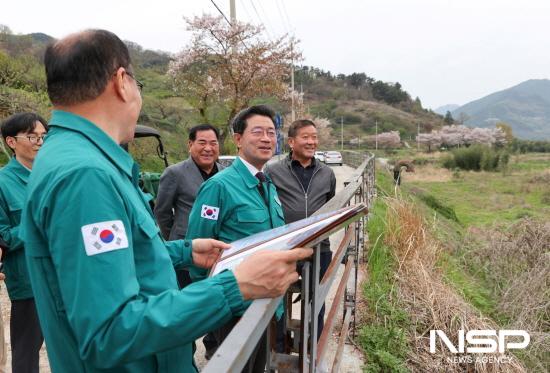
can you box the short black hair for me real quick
[189,124,220,141]
[288,119,316,138]
[45,29,131,105]
[1,113,49,153]
[231,105,276,135]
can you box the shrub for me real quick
[480,147,499,171]
[442,145,509,172]
[441,154,455,169]
[418,194,459,223]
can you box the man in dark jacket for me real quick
[266,118,336,341]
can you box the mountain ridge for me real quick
[452,79,550,139]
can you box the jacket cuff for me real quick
[215,270,247,316]
[182,239,193,266]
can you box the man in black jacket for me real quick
[266,119,336,342]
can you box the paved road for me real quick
[0,163,364,372]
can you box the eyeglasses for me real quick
[14,135,47,144]
[126,71,144,92]
[248,128,277,138]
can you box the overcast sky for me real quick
[2,0,550,109]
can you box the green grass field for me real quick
[405,153,550,227]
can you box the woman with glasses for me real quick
[0,112,48,373]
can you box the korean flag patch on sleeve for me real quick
[201,204,220,220]
[81,220,129,256]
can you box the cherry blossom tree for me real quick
[491,127,507,146]
[417,125,508,152]
[312,116,337,147]
[376,131,401,148]
[169,14,300,146]
[416,132,442,152]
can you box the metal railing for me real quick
[203,153,376,373]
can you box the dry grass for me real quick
[528,170,550,184]
[383,198,527,372]
[403,164,453,183]
[464,219,550,371]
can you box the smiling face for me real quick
[233,114,276,170]
[289,124,318,161]
[5,121,48,169]
[188,129,220,172]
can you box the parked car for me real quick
[314,151,326,162]
[218,155,237,168]
[324,151,343,166]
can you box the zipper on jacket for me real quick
[289,163,322,219]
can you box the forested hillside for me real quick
[0,27,446,169]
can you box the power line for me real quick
[209,0,232,26]
[255,0,277,39]
[276,0,293,33]
[279,0,294,33]
[248,0,274,40]
[275,0,294,33]
[209,0,249,50]
[238,0,254,24]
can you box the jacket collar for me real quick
[5,157,30,184]
[48,110,136,179]
[233,157,265,188]
[285,153,319,171]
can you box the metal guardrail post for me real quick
[309,244,320,373]
[202,297,282,373]
[300,262,310,373]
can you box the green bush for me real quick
[418,194,460,223]
[510,139,550,153]
[454,145,483,170]
[442,145,509,172]
[441,154,455,169]
[480,147,499,171]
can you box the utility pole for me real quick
[291,40,295,122]
[375,120,378,150]
[417,123,420,151]
[341,116,344,150]
[229,0,236,23]
[229,0,237,54]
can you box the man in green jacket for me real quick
[19,29,311,373]
[186,105,286,372]
[0,112,47,373]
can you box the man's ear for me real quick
[5,137,16,151]
[188,139,193,150]
[288,137,295,151]
[233,133,242,149]
[112,67,130,102]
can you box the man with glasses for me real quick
[0,112,47,373]
[18,30,311,373]
[154,124,224,359]
[186,105,286,372]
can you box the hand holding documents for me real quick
[210,203,367,276]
